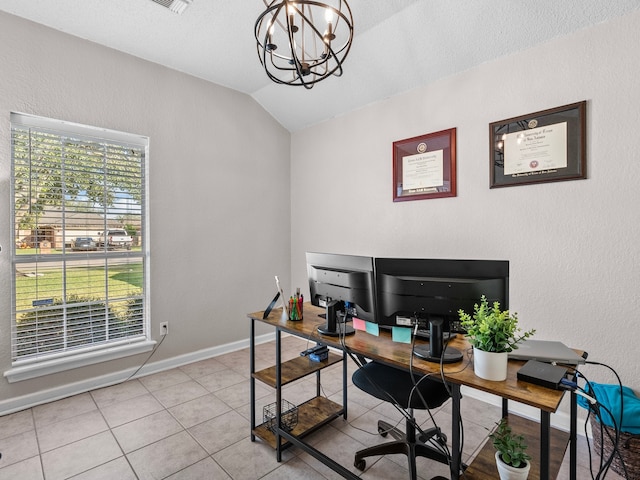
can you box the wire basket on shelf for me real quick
[590,415,640,480]
[264,400,299,433]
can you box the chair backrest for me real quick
[352,361,449,410]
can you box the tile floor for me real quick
[0,335,625,479]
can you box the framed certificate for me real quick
[393,128,456,202]
[489,101,586,188]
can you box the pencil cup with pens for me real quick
[288,289,303,321]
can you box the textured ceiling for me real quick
[1,0,639,131]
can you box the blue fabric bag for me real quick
[577,382,640,434]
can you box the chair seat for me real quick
[352,361,450,410]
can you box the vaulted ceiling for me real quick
[1,0,639,131]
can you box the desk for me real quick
[249,304,578,480]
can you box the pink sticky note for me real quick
[352,317,366,331]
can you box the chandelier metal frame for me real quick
[255,0,354,89]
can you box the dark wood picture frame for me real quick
[489,101,586,188]
[393,128,456,202]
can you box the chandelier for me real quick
[255,0,354,89]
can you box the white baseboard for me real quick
[0,331,276,416]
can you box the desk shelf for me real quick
[253,352,342,388]
[463,414,570,480]
[251,340,346,453]
[253,396,344,449]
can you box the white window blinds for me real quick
[10,113,149,365]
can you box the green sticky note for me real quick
[365,321,379,336]
[392,326,412,344]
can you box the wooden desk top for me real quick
[249,304,567,413]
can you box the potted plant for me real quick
[458,295,535,380]
[489,418,531,480]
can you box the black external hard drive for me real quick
[517,359,568,390]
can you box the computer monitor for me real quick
[306,252,376,336]
[375,258,509,363]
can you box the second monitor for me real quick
[375,257,509,363]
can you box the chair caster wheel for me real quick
[378,426,388,437]
[354,458,366,470]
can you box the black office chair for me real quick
[352,361,451,480]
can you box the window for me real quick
[7,113,150,382]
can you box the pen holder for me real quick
[288,291,303,321]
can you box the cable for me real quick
[334,310,412,437]
[346,412,406,437]
[338,311,423,430]
[580,367,625,480]
[123,332,167,382]
[412,319,467,465]
[335,308,464,471]
[441,322,466,472]
[408,321,455,462]
[567,362,630,480]
[590,400,620,479]
[585,361,625,434]
[573,387,598,406]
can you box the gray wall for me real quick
[1,8,639,414]
[0,12,291,410]
[291,11,640,396]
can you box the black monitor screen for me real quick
[306,252,376,323]
[374,258,509,330]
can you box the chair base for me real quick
[354,418,450,480]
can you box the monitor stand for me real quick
[413,317,462,364]
[317,300,355,337]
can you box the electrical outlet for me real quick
[160,322,169,336]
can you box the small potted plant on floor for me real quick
[489,418,531,480]
[458,295,535,380]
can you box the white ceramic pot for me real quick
[495,451,530,480]
[473,347,508,381]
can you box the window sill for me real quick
[4,339,156,383]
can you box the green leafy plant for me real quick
[489,418,531,468]
[458,295,535,353]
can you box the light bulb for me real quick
[325,7,335,23]
[324,7,336,42]
[287,2,298,33]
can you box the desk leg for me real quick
[570,391,577,480]
[343,350,348,420]
[275,329,282,462]
[450,384,462,480]
[540,410,551,480]
[250,319,256,442]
